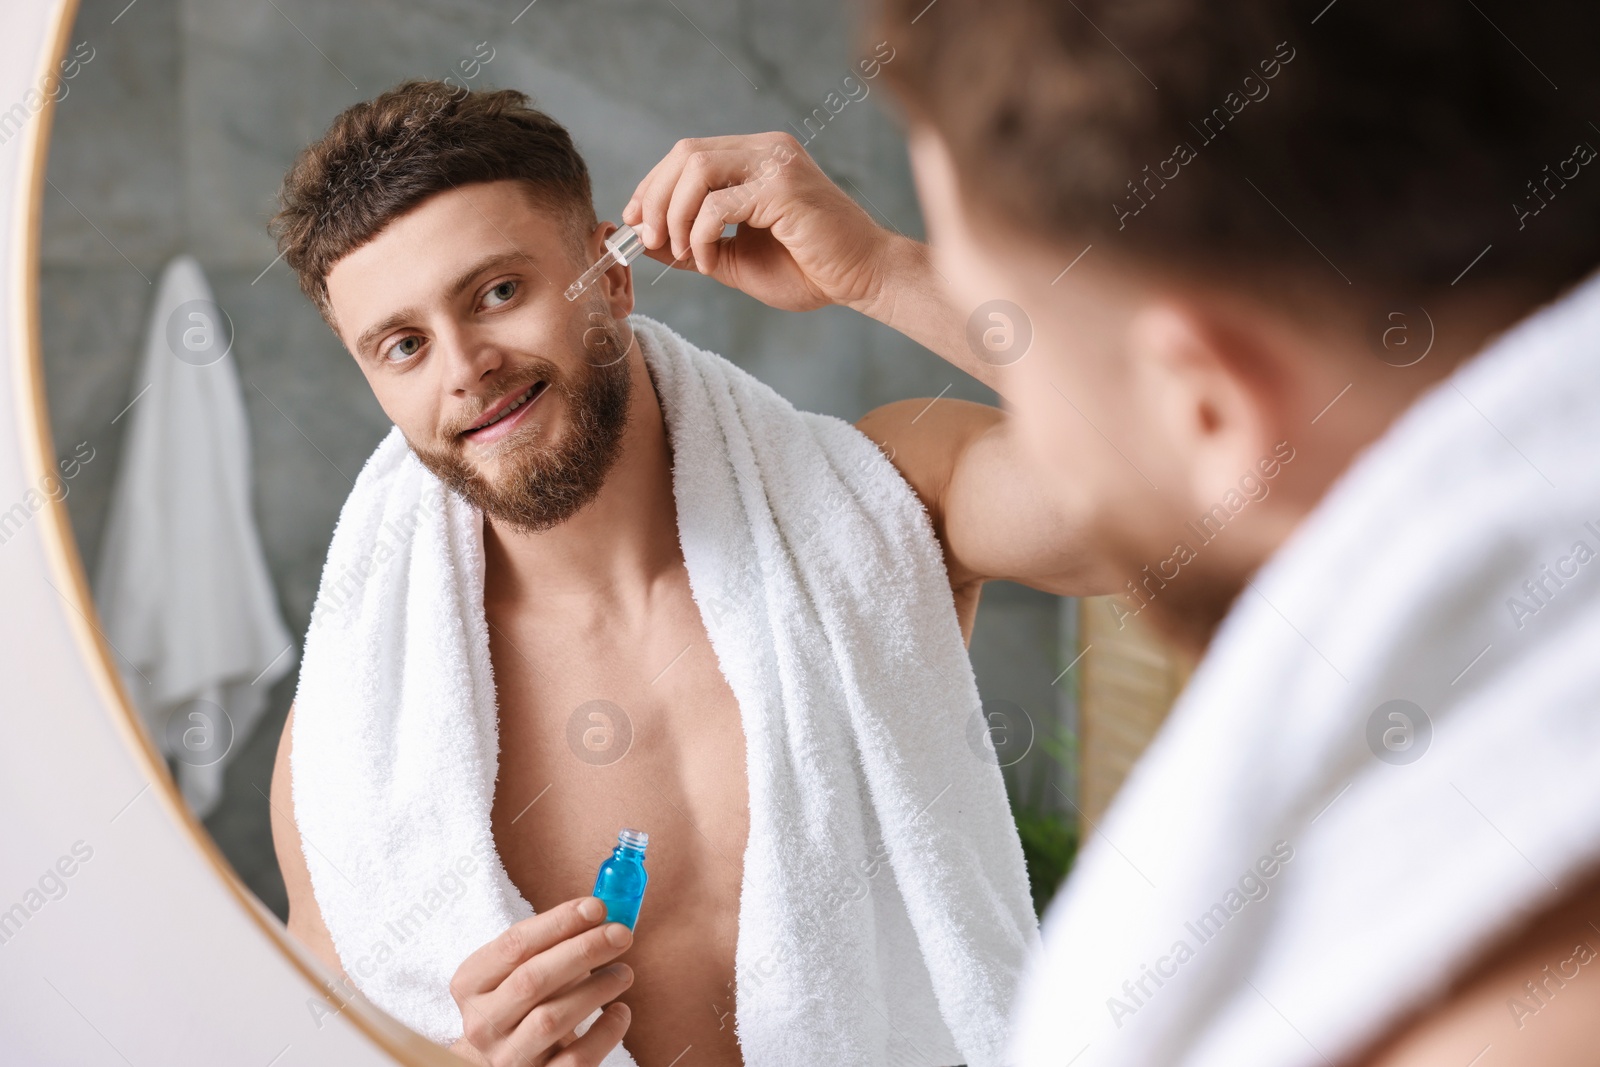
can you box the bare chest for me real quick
[485,576,751,1067]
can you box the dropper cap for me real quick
[563,223,646,301]
[604,224,644,264]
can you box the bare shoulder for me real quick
[854,397,1002,521]
[857,396,1118,603]
[1350,857,1600,1066]
[270,700,348,982]
[855,399,1002,641]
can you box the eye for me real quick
[381,335,423,363]
[482,279,518,308]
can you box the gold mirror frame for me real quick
[6,2,452,1061]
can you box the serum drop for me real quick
[593,828,649,930]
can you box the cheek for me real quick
[367,367,442,441]
[1009,344,1107,460]
[1008,344,1158,520]
[1009,378,1065,470]
[1017,393,1091,504]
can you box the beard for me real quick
[407,312,634,534]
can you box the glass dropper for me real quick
[564,223,646,301]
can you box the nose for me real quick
[436,320,506,401]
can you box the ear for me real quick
[1124,300,1283,513]
[593,221,636,320]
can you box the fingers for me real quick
[633,237,697,274]
[451,896,608,999]
[624,135,799,261]
[688,186,759,276]
[544,1000,632,1067]
[458,961,632,1066]
[506,963,634,1060]
[486,920,633,1029]
[662,148,748,261]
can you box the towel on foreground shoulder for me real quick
[290,312,1041,1066]
[1007,270,1600,1067]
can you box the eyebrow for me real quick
[353,249,539,361]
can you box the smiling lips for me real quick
[462,381,549,443]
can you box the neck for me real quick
[1138,280,1552,658]
[482,345,682,609]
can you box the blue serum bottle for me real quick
[593,828,649,930]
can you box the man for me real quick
[267,81,1105,1067]
[865,1,1600,1060]
[615,1,1600,1064]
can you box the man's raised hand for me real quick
[621,133,893,315]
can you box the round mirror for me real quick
[7,0,1080,1061]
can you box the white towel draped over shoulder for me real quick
[290,313,1041,1065]
[1008,271,1600,1067]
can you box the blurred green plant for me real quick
[1008,717,1081,918]
[1013,806,1079,918]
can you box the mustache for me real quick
[449,362,562,439]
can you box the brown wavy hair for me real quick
[268,79,596,329]
[865,0,1600,303]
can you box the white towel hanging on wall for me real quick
[93,253,297,819]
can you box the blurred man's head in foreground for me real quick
[870,0,1599,649]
